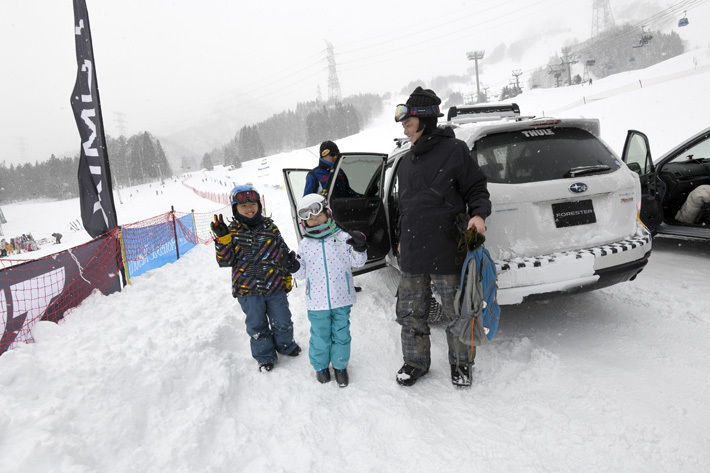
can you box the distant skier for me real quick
[52,233,62,244]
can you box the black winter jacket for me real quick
[397,126,491,274]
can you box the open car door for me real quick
[282,153,391,275]
[328,153,391,275]
[282,167,312,241]
[621,130,663,232]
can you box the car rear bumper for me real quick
[496,226,652,305]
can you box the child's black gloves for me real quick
[211,214,231,245]
[280,249,301,273]
[346,231,367,253]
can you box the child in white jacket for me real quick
[290,194,367,387]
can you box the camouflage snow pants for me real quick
[396,272,476,370]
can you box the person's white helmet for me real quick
[297,193,330,221]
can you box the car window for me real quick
[623,132,650,174]
[473,127,621,183]
[667,135,710,164]
[335,154,386,198]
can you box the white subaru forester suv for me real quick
[283,103,652,305]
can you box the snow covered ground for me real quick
[1,50,710,472]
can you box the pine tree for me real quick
[155,140,173,182]
[201,152,214,171]
[141,132,158,181]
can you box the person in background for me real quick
[393,87,491,388]
[52,233,62,244]
[303,140,360,199]
[289,193,367,387]
[211,184,301,372]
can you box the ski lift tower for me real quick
[592,0,615,37]
[466,50,485,103]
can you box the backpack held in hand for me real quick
[452,246,501,348]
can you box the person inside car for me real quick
[675,184,710,224]
[393,87,491,388]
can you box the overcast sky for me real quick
[1,0,707,167]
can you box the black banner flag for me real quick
[70,0,118,238]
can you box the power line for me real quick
[127,0,709,126]
[136,0,563,120]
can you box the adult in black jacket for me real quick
[393,87,491,388]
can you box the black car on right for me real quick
[623,127,710,239]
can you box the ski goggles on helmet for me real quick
[297,201,325,220]
[394,104,442,122]
[231,190,259,204]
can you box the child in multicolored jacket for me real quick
[211,184,301,372]
[291,193,368,387]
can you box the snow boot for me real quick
[286,345,301,357]
[259,362,274,372]
[450,364,471,387]
[396,363,428,387]
[316,368,331,384]
[334,368,349,387]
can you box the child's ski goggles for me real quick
[394,104,442,122]
[297,201,325,220]
[232,190,259,204]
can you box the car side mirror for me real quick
[627,162,642,174]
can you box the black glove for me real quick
[455,213,485,252]
[280,249,301,273]
[346,230,367,253]
[211,214,231,244]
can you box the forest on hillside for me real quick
[0,132,172,204]
[202,94,384,170]
[528,25,685,89]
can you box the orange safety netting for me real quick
[182,181,229,206]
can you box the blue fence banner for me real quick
[123,215,196,279]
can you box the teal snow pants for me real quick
[307,305,352,371]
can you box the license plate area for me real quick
[552,199,596,228]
